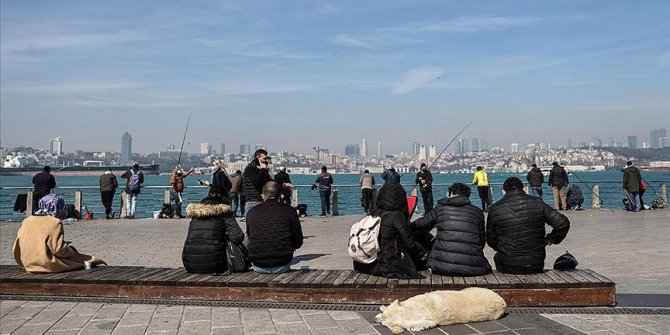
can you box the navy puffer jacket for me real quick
[486,189,570,274]
[412,196,491,276]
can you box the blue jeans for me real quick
[229,192,239,216]
[253,264,291,274]
[319,190,331,215]
[530,186,543,199]
[627,191,640,211]
[126,193,137,216]
[171,192,183,216]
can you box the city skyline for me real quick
[1,1,669,153]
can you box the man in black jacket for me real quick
[32,166,56,214]
[487,177,570,274]
[274,166,293,206]
[415,163,434,213]
[246,181,303,274]
[242,149,273,214]
[548,161,569,210]
[526,163,544,199]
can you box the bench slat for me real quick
[353,273,369,288]
[429,272,443,289]
[331,270,353,287]
[483,272,499,288]
[583,269,615,286]
[270,270,302,287]
[543,270,570,288]
[341,271,359,288]
[552,270,586,287]
[451,276,465,289]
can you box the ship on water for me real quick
[1,156,160,176]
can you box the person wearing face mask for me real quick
[415,163,434,213]
[242,149,273,214]
[170,164,194,218]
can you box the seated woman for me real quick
[353,183,427,279]
[411,183,491,276]
[13,195,106,273]
[182,185,246,273]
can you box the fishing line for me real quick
[177,115,191,167]
[568,169,615,213]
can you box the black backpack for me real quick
[553,251,578,270]
[159,203,174,218]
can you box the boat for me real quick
[0,164,161,176]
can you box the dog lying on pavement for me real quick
[375,287,507,334]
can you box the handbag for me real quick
[553,251,578,270]
[225,240,249,273]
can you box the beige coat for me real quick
[13,215,106,273]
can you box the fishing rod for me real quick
[411,122,473,194]
[641,175,662,199]
[568,169,615,213]
[176,115,191,167]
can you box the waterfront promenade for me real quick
[1,210,669,334]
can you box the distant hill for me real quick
[599,147,670,162]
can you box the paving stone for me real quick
[127,304,158,313]
[92,304,128,320]
[0,300,24,317]
[25,308,69,325]
[11,322,54,335]
[68,302,103,316]
[44,329,81,335]
[177,320,212,335]
[116,311,153,327]
[302,313,338,330]
[147,315,182,332]
[211,311,242,329]
[544,314,609,333]
[466,320,509,333]
[2,305,47,320]
[327,311,361,320]
[111,325,148,335]
[297,309,327,316]
[79,319,118,335]
[182,306,212,322]
[269,309,303,324]
[592,319,658,335]
[154,305,184,317]
[432,323,477,335]
[0,317,29,334]
[50,315,93,330]
[275,322,311,335]
[211,327,244,335]
[240,309,276,333]
[335,317,380,334]
[47,302,79,311]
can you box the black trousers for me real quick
[420,189,434,213]
[100,191,115,215]
[361,188,374,213]
[477,186,489,211]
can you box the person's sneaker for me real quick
[320,213,327,217]
[178,215,186,219]
[110,211,115,219]
[240,216,246,221]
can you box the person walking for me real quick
[359,169,376,214]
[526,163,544,199]
[32,166,56,214]
[170,165,194,218]
[415,163,434,213]
[121,162,144,219]
[548,161,569,210]
[623,161,642,212]
[472,166,490,211]
[99,168,118,219]
[314,166,334,216]
[228,170,243,217]
[274,166,294,206]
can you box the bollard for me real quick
[592,184,601,209]
[164,189,171,204]
[26,191,33,217]
[332,188,339,216]
[74,190,82,214]
[120,191,127,218]
[291,188,299,208]
[660,182,667,205]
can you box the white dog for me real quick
[375,287,507,334]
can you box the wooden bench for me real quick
[0,265,615,307]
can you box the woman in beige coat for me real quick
[13,194,106,273]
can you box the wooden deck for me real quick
[0,265,616,307]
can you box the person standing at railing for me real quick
[526,164,544,200]
[548,162,569,211]
[472,166,490,212]
[32,165,56,214]
[314,166,334,216]
[274,166,294,206]
[170,165,194,218]
[623,161,642,212]
[228,170,243,217]
[121,163,144,219]
[99,168,118,219]
[415,163,434,213]
[360,169,376,215]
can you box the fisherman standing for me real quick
[99,168,118,219]
[415,163,434,213]
[170,165,194,218]
[32,165,56,214]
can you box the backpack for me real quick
[159,203,174,218]
[348,215,381,264]
[128,170,141,191]
[622,197,634,211]
[651,198,667,209]
[553,251,578,270]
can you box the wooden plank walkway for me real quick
[0,265,616,307]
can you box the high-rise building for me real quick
[478,138,488,152]
[239,144,251,155]
[594,137,603,147]
[377,141,382,157]
[220,143,226,156]
[428,144,436,158]
[412,142,420,156]
[511,143,520,153]
[650,128,667,148]
[49,137,63,155]
[627,136,637,149]
[344,144,360,156]
[200,143,212,155]
[361,139,368,157]
[418,144,427,161]
[121,132,132,165]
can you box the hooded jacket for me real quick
[182,199,244,273]
[548,165,568,188]
[412,196,491,276]
[99,172,118,192]
[486,189,570,274]
[623,166,642,192]
[526,167,544,187]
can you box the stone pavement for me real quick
[2,209,670,334]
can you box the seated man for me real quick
[246,181,303,274]
[13,195,106,273]
[486,177,570,274]
[566,184,584,210]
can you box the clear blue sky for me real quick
[1,0,668,154]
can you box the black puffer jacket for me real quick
[412,196,491,276]
[246,200,303,268]
[182,199,244,273]
[242,160,273,202]
[526,167,544,187]
[486,189,570,274]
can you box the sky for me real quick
[1,0,669,154]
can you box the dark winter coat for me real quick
[314,172,333,192]
[99,173,118,192]
[415,170,433,192]
[182,199,244,273]
[412,196,491,276]
[526,167,544,187]
[566,185,584,205]
[486,189,570,274]
[228,172,242,194]
[211,169,232,193]
[121,168,144,194]
[356,184,426,279]
[381,169,401,185]
[548,166,568,188]
[242,160,273,202]
[246,200,303,268]
[274,171,292,199]
[623,166,642,192]
[32,171,56,195]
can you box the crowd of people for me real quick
[16,156,652,275]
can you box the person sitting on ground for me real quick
[246,181,303,274]
[13,195,106,273]
[353,183,427,279]
[411,183,492,276]
[486,177,570,274]
[182,185,245,274]
[566,184,584,210]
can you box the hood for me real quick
[531,167,541,173]
[376,184,407,212]
[438,195,471,207]
[186,202,232,218]
[626,166,639,173]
